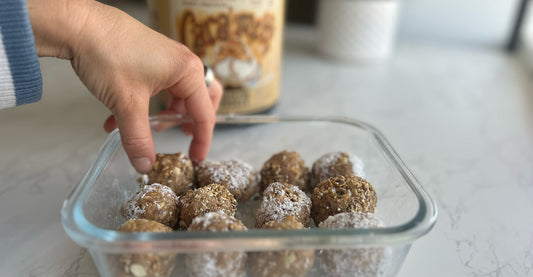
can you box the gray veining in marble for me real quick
[1,4,533,276]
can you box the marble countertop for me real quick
[1,4,533,277]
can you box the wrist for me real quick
[26,0,92,59]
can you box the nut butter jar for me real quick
[169,0,285,114]
[147,0,171,37]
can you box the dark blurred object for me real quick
[287,0,317,24]
[103,0,318,24]
[507,0,529,52]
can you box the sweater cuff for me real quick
[0,0,42,109]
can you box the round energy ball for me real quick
[178,183,237,229]
[121,183,179,228]
[309,152,365,190]
[249,216,315,277]
[196,159,258,201]
[318,212,385,277]
[146,153,196,196]
[261,215,304,229]
[186,212,247,277]
[311,175,377,225]
[115,219,176,277]
[255,182,311,228]
[260,150,309,192]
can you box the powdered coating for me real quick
[249,216,315,277]
[318,212,385,277]
[188,212,247,232]
[186,212,247,277]
[311,175,377,225]
[319,212,383,229]
[260,150,310,192]
[196,159,258,201]
[137,174,149,185]
[255,182,311,228]
[147,153,195,196]
[120,183,179,228]
[310,152,365,190]
[178,183,237,229]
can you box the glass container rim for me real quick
[61,114,437,253]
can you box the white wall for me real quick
[397,0,520,46]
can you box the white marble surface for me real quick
[1,4,533,277]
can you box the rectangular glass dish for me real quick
[62,115,437,277]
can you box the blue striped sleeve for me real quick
[0,0,42,109]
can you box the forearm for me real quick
[26,0,92,59]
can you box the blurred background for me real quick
[289,0,519,47]
[105,0,527,48]
[99,0,533,114]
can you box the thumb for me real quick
[114,99,155,173]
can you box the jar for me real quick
[147,0,171,37]
[169,0,285,114]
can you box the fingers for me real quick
[168,54,216,163]
[103,115,117,132]
[114,97,155,173]
[162,80,222,136]
[208,79,223,111]
[184,88,215,162]
[169,98,193,136]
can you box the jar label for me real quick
[170,0,284,114]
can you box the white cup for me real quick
[317,0,399,62]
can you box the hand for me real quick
[28,0,222,173]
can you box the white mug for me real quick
[317,0,400,62]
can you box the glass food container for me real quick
[62,115,437,277]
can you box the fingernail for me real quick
[132,157,152,173]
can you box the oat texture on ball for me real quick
[114,219,176,277]
[146,153,196,196]
[311,175,377,225]
[186,212,247,277]
[255,182,311,228]
[249,216,315,277]
[196,159,258,201]
[121,183,179,228]
[260,150,309,192]
[310,152,365,190]
[178,183,237,229]
[318,212,386,277]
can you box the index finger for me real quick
[166,50,216,162]
[184,86,216,162]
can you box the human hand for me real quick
[27,0,222,173]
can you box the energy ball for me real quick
[261,215,304,230]
[249,216,315,277]
[310,152,365,190]
[318,212,385,277]
[146,153,195,196]
[311,176,377,225]
[178,183,237,229]
[255,182,311,228]
[115,219,176,277]
[260,150,309,192]
[121,183,179,228]
[186,212,247,277]
[196,160,258,201]
[117,218,173,232]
